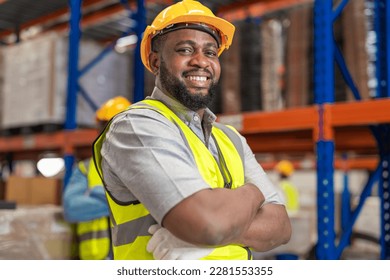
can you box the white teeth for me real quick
[188,76,207,82]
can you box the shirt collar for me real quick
[148,86,217,126]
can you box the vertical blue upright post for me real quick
[373,0,390,259]
[379,154,390,259]
[133,0,146,102]
[64,0,82,189]
[374,0,388,99]
[314,0,336,259]
[374,0,390,260]
[341,154,351,237]
[66,0,81,130]
[384,0,390,260]
[388,0,390,94]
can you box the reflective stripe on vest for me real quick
[93,99,251,260]
[77,159,111,260]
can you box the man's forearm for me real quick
[236,203,292,252]
[163,183,265,246]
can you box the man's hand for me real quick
[147,224,214,260]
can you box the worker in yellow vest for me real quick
[93,0,291,260]
[274,160,300,215]
[63,96,131,260]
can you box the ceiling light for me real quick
[115,34,138,53]
[37,156,65,178]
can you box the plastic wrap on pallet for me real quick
[260,18,285,111]
[341,0,371,100]
[1,33,62,129]
[77,39,133,127]
[0,32,133,132]
[239,20,262,112]
[0,205,74,260]
[285,4,312,107]
[0,46,3,131]
[220,22,241,114]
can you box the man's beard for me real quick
[159,60,218,111]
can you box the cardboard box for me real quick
[0,178,6,200]
[5,175,61,205]
[30,177,61,205]
[5,176,30,204]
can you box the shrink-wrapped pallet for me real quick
[220,22,241,114]
[341,0,371,100]
[1,32,133,132]
[76,39,133,127]
[260,17,285,111]
[0,205,74,260]
[285,4,312,108]
[1,33,61,130]
[239,20,262,112]
[0,47,3,131]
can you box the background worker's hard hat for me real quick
[275,160,295,177]
[95,96,131,122]
[140,0,235,73]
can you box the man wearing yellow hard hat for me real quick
[93,0,291,260]
[275,160,300,215]
[63,96,131,260]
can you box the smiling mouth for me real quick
[186,75,209,82]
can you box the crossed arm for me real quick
[162,183,291,252]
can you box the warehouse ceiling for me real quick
[0,0,255,44]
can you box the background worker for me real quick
[275,160,300,216]
[63,96,131,260]
[94,0,291,260]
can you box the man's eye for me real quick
[205,50,217,57]
[177,48,193,54]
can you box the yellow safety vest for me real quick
[77,159,111,260]
[93,99,251,260]
[279,180,300,213]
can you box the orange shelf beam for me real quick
[260,156,379,171]
[217,0,313,22]
[242,126,377,154]
[218,98,389,155]
[218,106,317,134]
[329,98,390,127]
[0,129,98,155]
[0,0,169,39]
[219,98,390,134]
[0,0,113,38]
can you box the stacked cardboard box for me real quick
[5,175,61,206]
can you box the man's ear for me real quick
[149,52,160,75]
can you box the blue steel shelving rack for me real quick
[62,0,390,259]
[63,0,146,188]
[314,0,390,259]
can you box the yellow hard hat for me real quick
[275,160,295,177]
[140,0,235,73]
[95,96,131,122]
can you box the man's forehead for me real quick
[166,28,219,46]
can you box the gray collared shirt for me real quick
[101,87,282,224]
